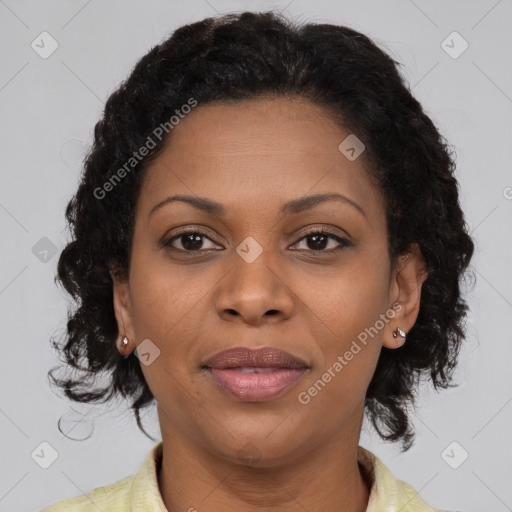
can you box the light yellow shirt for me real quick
[41,442,456,511]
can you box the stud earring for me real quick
[392,327,406,338]
[392,327,407,345]
[121,336,129,347]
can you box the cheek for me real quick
[300,257,389,394]
[299,285,386,417]
[128,249,202,338]
[128,249,212,387]
[130,266,202,418]
[307,258,390,340]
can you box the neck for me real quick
[157,410,371,512]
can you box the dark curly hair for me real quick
[49,10,475,451]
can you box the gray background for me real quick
[1,1,511,511]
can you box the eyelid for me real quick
[298,226,349,240]
[162,225,222,242]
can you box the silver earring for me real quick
[121,336,129,347]
[392,327,406,340]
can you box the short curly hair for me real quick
[49,10,475,451]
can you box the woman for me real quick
[43,11,473,511]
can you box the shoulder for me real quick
[40,474,133,511]
[40,442,164,512]
[357,446,460,512]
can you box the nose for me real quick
[215,253,294,326]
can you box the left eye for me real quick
[290,230,351,252]
[163,229,351,253]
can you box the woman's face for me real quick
[112,97,426,465]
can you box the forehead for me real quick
[138,97,384,223]
[161,97,348,158]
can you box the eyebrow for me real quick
[148,192,367,219]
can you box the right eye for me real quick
[162,230,223,252]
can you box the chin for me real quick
[201,418,315,467]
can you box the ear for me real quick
[110,267,136,356]
[383,243,429,349]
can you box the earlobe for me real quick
[110,267,135,356]
[119,335,130,358]
[391,326,407,348]
[383,243,429,350]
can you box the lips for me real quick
[203,346,309,370]
[202,347,309,402]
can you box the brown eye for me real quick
[163,231,222,252]
[291,229,351,253]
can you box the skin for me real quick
[111,97,428,511]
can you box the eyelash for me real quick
[162,227,352,254]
